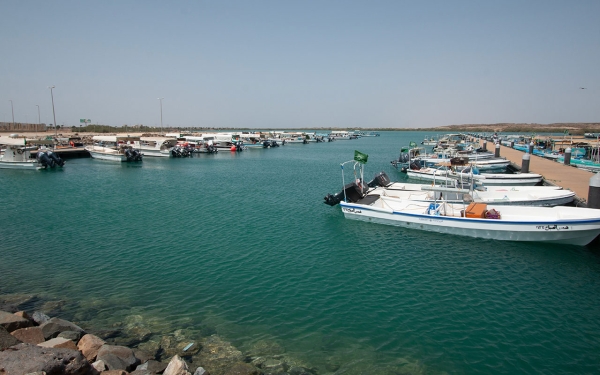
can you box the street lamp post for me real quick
[36,105,40,134]
[48,86,57,142]
[9,100,14,130]
[158,97,164,135]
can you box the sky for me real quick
[1,0,599,129]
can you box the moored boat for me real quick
[137,137,178,157]
[0,137,64,170]
[325,159,600,246]
[85,136,143,162]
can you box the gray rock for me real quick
[31,311,51,326]
[0,325,22,350]
[0,310,31,332]
[39,317,85,340]
[96,344,140,372]
[193,367,209,375]
[131,359,168,374]
[0,343,98,375]
[57,330,82,342]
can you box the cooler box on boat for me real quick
[464,203,487,218]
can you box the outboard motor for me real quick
[271,140,279,147]
[132,149,142,161]
[263,140,271,148]
[36,151,54,168]
[324,179,368,206]
[124,148,134,161]
[367,171,392,188]
[47,151,65,167]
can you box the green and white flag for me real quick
[409,141,417,148]
[354,150,368,164]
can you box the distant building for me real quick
[0,122,47,132]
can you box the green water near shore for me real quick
[1,131,600,374]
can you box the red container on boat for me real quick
[465,203,487,218]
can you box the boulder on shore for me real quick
[0,310,31,333]
[0,343,98,375]
[38,336,78,350]
[163,354,192,375]
[39,317,85,340]
[10,326,45,344]
[1,325,22,350]
[96,343,140,372]
[77,333,106,362]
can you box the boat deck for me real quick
[479,140,595,203]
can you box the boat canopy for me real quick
[140,136,177,143]
[93,135,140,142]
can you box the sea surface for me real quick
[1,131,600,375]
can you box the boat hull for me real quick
[0,161,41,170]
[340,201,600,246]
[86,148,128,162]
[140,149,171,157]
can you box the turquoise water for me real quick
[1,131,600,374]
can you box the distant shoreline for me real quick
[1,122,599,135]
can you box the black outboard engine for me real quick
[131,149,142,161]
[400,162,421,173]
[367,171,392,188]
[263,140,271,148]
[36,151,55,168]
[47,151,65,167]
[124,148,142,161]
[324,179,369,206]
[124,148,134,161]
[271,140,279,147]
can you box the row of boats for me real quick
[326,133,600,246]
[325,160,600,246]
[0,130,366,169]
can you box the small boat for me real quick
[324,160,600,246]
[421,136,438,146]
[137,137,178,157]
[85,136,143,162]
[0,137,64,170]
[405,164,542,186]
[369,181,574,207]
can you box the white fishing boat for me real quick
[325,160,600,246]
[370,181,574,207]
[476,172,543,186]
[417,157,510,172]
[85,136,143,162]
[0,137,64,170]
[421,136,438,146]
[137,137,178,157]
[405,165,542,186]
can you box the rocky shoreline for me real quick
[0,294,318,375]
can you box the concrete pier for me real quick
[480,141,596,203]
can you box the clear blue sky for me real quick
[1,0,599,129]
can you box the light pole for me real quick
[36,105,40,134]
[158,97,164,135]
[8,100,14,130]
[48,85,57,141]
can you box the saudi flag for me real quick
[409,141,417,148]
[354,150,368,164]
